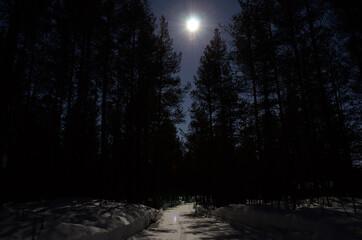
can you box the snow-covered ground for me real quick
[129,203,268,240]
[1,198,360,240]
[199,198,362,240]
[0,198,161,240]
[131,199,362,240]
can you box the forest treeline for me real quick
[186,0,361,205]
[0,0,361,207]
[0,0,187,206]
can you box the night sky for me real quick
[149,0,241,136]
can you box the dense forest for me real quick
[186,0,362,205]
[0,0,187,207]
[0,0,361,208]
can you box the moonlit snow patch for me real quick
[0,198,161,240]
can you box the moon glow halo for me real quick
[187,17,200,32]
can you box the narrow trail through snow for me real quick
[128,203,265,240]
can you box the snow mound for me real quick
[198,199,362,240]
[0,198,161,240]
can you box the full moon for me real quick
[187,17,200,32]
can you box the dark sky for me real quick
[149,0,241,137]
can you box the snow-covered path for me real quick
[128,203,263,240]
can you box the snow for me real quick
[0,198,161,240]
[199,198,362,240]
[2,198,360,240]
[129,203,258,239]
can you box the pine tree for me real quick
[230,0,359,202]
[188,29,237,202]
[152,15,184,206]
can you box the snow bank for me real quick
[0,199,162,240]
[197,199,362,240]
